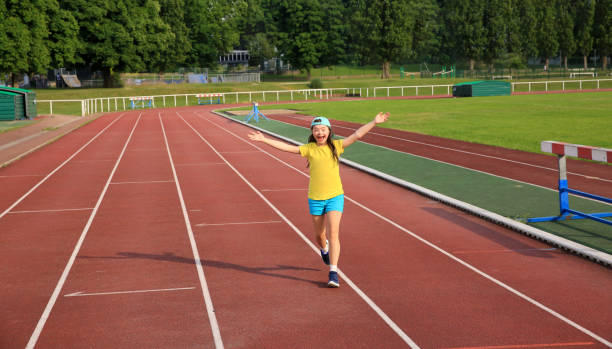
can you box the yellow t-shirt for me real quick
[299,139,344,200]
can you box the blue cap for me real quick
[310,116,331,128]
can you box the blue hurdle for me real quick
[129,96,153,109]
[197,93,222,105]
[527,141,612,226]
[245,102,269,123]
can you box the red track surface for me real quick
[1,107,611,348]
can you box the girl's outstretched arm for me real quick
[343,112,389,148]
[248,131,300,153]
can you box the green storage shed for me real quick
[452,80,511,97]
[0,86,37,120]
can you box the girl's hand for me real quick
[248,131,265,142]
[374,112,389,124]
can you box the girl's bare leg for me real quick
[326,211,342,266]
[311,214,327,250]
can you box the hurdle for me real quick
[129,96,154,109]
[245,102,269,123]
[197,93,222,105]
[527,141,612,226]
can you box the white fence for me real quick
[36,78,612,116]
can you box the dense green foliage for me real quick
[1,0,611,86]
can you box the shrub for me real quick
[308,78,323,89]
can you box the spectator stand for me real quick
[129,96,154,109]
[197,93,222,105]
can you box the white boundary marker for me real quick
[201,111,612,347]
[64,287,196,297]
[26,113,142,349]
[158,113,224,349]
[1,113,125,220]
[215,112,612,267]
[176,111,420,348]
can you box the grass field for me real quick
[236,92,612,154]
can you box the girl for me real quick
[248,112,389,287]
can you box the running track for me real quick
[1,107,611,348]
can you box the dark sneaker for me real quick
[320,239,330,265]
[327,271,339,288]
[320,250,330,265]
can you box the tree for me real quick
[363,0,416,78]
[184,0,246,68]
[159,0,191,71]
[47,2,80,69]
[556,0,576,70]
[274,0,326,79]
[442,0,485,71]
[518,0,538,61]
[318,0,348,68]
[131,0,175,73]
[573,0,595,69]
[482,0,506,70]
[410,0,440,64]
[0,1,31,85]
[535,0,559,70]
[593,0,612,70]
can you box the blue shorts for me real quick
[308,194,344,215]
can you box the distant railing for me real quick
[36,78,612,116]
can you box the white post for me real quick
[580,80,582,90]
[529,82,531,92]
[291,90,293,101]
[163,96,166,107]
[277,91,279,102]
[81,100,85,116]
[249,92,252,102]
[49,101,53,115]
[107,98,110,111]
[401,87,403,96]
[235,93,238,103]
[546,82,548,91]
[387,87,389,97]
[185,95,188,105]
[262,91,265,102]
[431,85,434,95]
[416,86,419,96]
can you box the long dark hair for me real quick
[306,127,338,167]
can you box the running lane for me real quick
[0,113,138,348]
[265,113,612,198]
[184,107,611,348]
[32,111,217,348]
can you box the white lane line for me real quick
[26,113,142,349]
[452,248,558,255]
[195,220,282,227]
[64,287,196,297]
[158,113,224,349]
[201,112,612,348]
[280,114,611,183]
[178,111,419,348]
[110,180,174,185]
[1,114,125,221]
[9,208,94,214]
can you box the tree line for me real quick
[1,0,610,87]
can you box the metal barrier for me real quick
[527,141,612,226]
